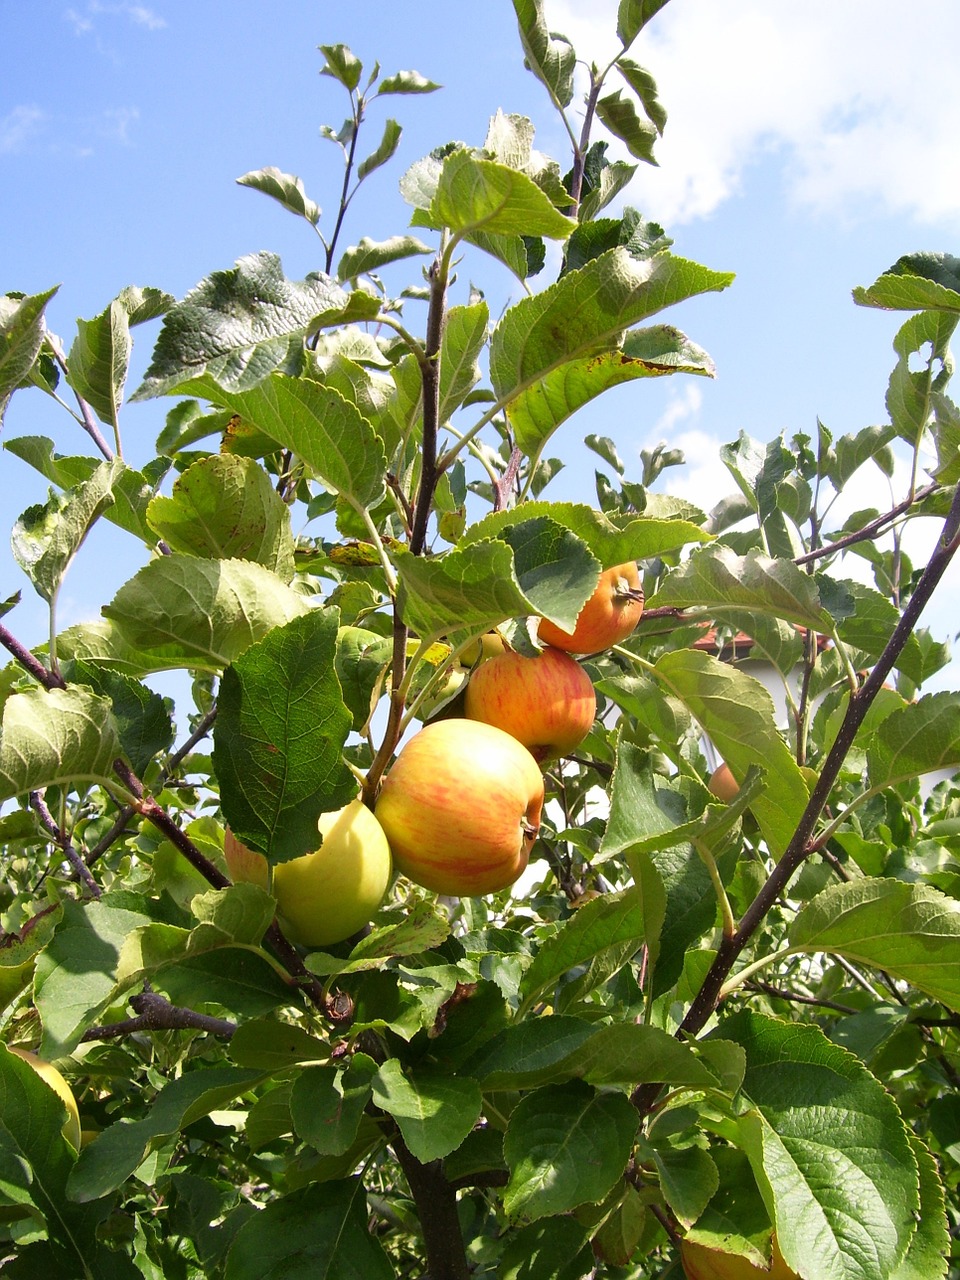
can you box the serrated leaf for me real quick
[214,610,355,861]
[3,436,163,543]
[146,454,294,577]
[103,555,309,672]
[654,1145,718,1229]
[357,117,402,182]
[132,252,349,399]
[68,1066,265,1203]
[500,1218,593,1280]
[490,249,731,458]
[721,1011,919,1280]
[370,1058,481,1162]
[305,901,451,978]
[0,287,58,421]
[617,0,670,43]
[616,58,667,134]
[228,1019,328,1070]
[596,90,659,162]
[236,166,320,224]
[512,0,576,107]
[319,43,362,90]
[291,1056,378,1155]
[423,151,574,240]
[337,234,433,279]
[890,1134,949,1280]
[653,649,809,857]
[61,660,173,777]
[224,1178,393,1280]
[439,301,488,423]
[853,252,960,313]
[68,287,173,427]
[503,1080,638,1223]
[832,579,924,682]
[789,878,960,1013]
[0,684,120,804]
[377,69,442,95]
[865,691,960,789]
[11,458,122,602]
[176,374,386,512]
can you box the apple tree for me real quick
[2,3,960,1277]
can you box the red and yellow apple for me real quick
[537,562,644,654]
[463,645,596,761]
[681,1236,798,1279]
[7,1046,82,1150]
[223,800,392,947]
[374,718,544,896]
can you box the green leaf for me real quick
[68,286,173,427]
[146,454,295,577]
[512,0,576,107]
[0,287,58,421]
[3,436,163,544]
[132,252,349,398]
[103,555,310,672]
[319,43,363,90]
[500,1218,593,1280]
[306,901,451,978]
[179,374,387,512]
[11,458,122,602]
[490,249,732,458]
[62,660,173,778]
[357,117,402,182]
[617,0,670,43]
[616,58,667,134]
[377,69,442,95]
[789,878,960,1013]
[0,1046,132,1280]
[654,1145,718,1229]
[648,545,838,632]
[291,1055,378,1155]
[832,580,924,683]
[33,899,152,1057]
[214,610,355,861]
[502,1080,638,1223]
[337,234,433,279]
[722,1011,919,1280]
[0,684,121,805]
[865,691,960,788]
[224,1179,393,1280]
[370,1058,482,1162]
[190,882,277,946]
[68,1066,266,1203]
[890,1134,949,1280]
[885,310,958,447]
[439,302,488,423]
[853,252,960,313]
[236,166,321,224]
[422,151,574,240]
[228,1019,327,1071]
[596,90,659,163]
[653,649,809,857]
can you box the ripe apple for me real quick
[537,562,644,654]
[374,718,545,896]
[223,800,392,947]
[708,762,740,804]
[463,645,596,761]
[8,1046,82,1150]
[681,1236,798,1279]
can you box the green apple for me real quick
[224,801,392,947]
[8,1046,82,1150]
[374,718,545,896]
[463,644,596,761]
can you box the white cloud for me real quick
[64,1,166,36]
[0,106,46,155]
[549,0,960,227]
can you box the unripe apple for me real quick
[223,800,392,947]
[8,1046,82,1150]
[374,718,545,896]
[681,1236,797,1279]
[462,629,507,667]
[537,562,644,654]
[708,762,740,804]
[463,645,596,761]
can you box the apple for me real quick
[537,561,644,654]
[374,718,545,896]
[224,800,392,947]
[708,762,740,804]
[681,1237,798,1279]
[463,645,596,761]
[462,629,507,666]
[8,1046,82,1150]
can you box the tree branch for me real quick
[81,990,236,1042]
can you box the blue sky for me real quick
[3,0,960,687]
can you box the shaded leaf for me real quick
[853,252,960,313]
[236,166,320,224]
[337,235,433,279]
[371,1058,482,1162]
[512,0,576,107]
[0,684,120,805]
[0,287,58,421]
[68,287,172,427]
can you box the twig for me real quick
[29,791,101,898]
[81,989,236,1041]
[0,623,66,690]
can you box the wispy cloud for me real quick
[550,0,960,227]
[0,106,47,155]
[64,1,166,37]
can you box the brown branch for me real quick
[392,1135,471,1280]
[29,791,101,898]
[794,482,938,566]
[410,253,449,556]
[0,623,66,689]
[81,990,236,1042]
